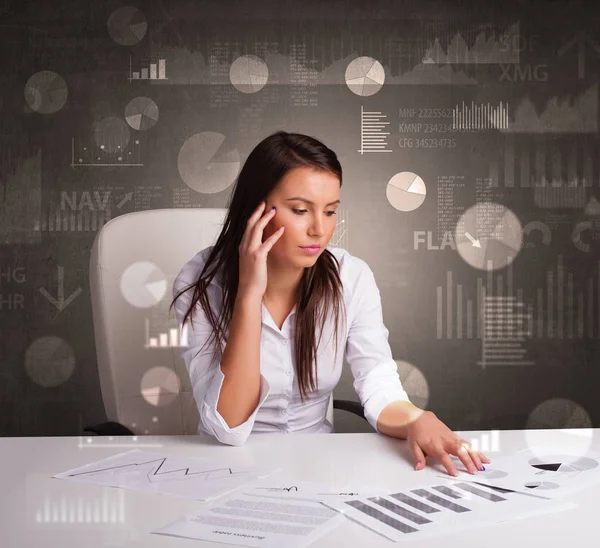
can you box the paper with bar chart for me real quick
[437,448,600,500]
[53,449,274,501]
[321,479,575,542]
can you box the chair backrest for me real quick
[90,208,228,435]
[90,208,335,435]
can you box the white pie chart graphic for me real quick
[345,56,385,96]
[455,202,523,271]
[24,71,68,114]
[178,131,241,194]
[230,55,269,93]
[107,6,147,46]
[120,261,168,308]
[386,172,427,212]
[141,366,180,407]
[125,97,159,131]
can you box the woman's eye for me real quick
[291,209,336,216]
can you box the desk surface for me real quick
[1,429,596,547]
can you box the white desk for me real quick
[1,429,596,547]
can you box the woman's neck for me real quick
[263,262,304,303]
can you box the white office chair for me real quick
[87,208,365,436]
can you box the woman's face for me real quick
[262,167,341,266]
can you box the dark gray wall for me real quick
[1,0,599,436]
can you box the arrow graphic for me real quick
[117,192,133,208]
[557,31,600,79]
[39,265,82,312]
[464,232,482,248]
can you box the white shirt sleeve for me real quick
[173,264,270,446]
[345,260,412,433]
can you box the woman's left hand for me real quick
[406,410,491,476]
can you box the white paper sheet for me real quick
[434,448,600,499]
[153,479,347,548]
[237,474,384,503]
[53,449,275,501]
[320,479,577,542]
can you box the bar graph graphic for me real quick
[129,55,168,81]
[145,318,189,349]
[358,106,392,154]
[536,256,600,339]
[436,256,600,341]
[453,101,509,130]
[488,136,595,194]
[34,490,125,524]
[35,206,111,232]
[468,430,500,453]
[0,148,42,244]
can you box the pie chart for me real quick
[386,172,427,212]
[24,71,68,114]
[25,336,76,388]
[345,56,385,96]
[230,55,269,93]
[141,366,180,407]
[120,261,168,308]
[526,398,592,430]
[455,202,522,271]
[528,455,599,473]
[395,360,429,409]
[178,131,241,194]
[107,6,147,46]
[125,97,159,131]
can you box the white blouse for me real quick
[173,245,411,446]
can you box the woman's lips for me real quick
[300,246,321,254]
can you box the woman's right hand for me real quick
[237,200,285,299]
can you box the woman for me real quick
[171,130,490,477]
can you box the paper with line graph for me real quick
[53,449,275,501]
[320,480,576,542]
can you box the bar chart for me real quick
[129,55,168,81]
[35,207,111,232]
[145,318,189,349]
[488,136,596,196]
[358,106,392,154]
[34,490,125,525]
[436,256,600,341]
[453,101,509,130]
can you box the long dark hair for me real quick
[170,130,347,402]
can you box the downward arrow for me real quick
[39,265,82,313]
[465,232,482,248]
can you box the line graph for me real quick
[67,456,248,483]
[54,450,271,501]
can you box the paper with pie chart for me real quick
[435,448,600,499]
[53,449,275,501]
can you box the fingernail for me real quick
[480,466,485,471]
[271,206,276,211]
[453,471,459,476]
